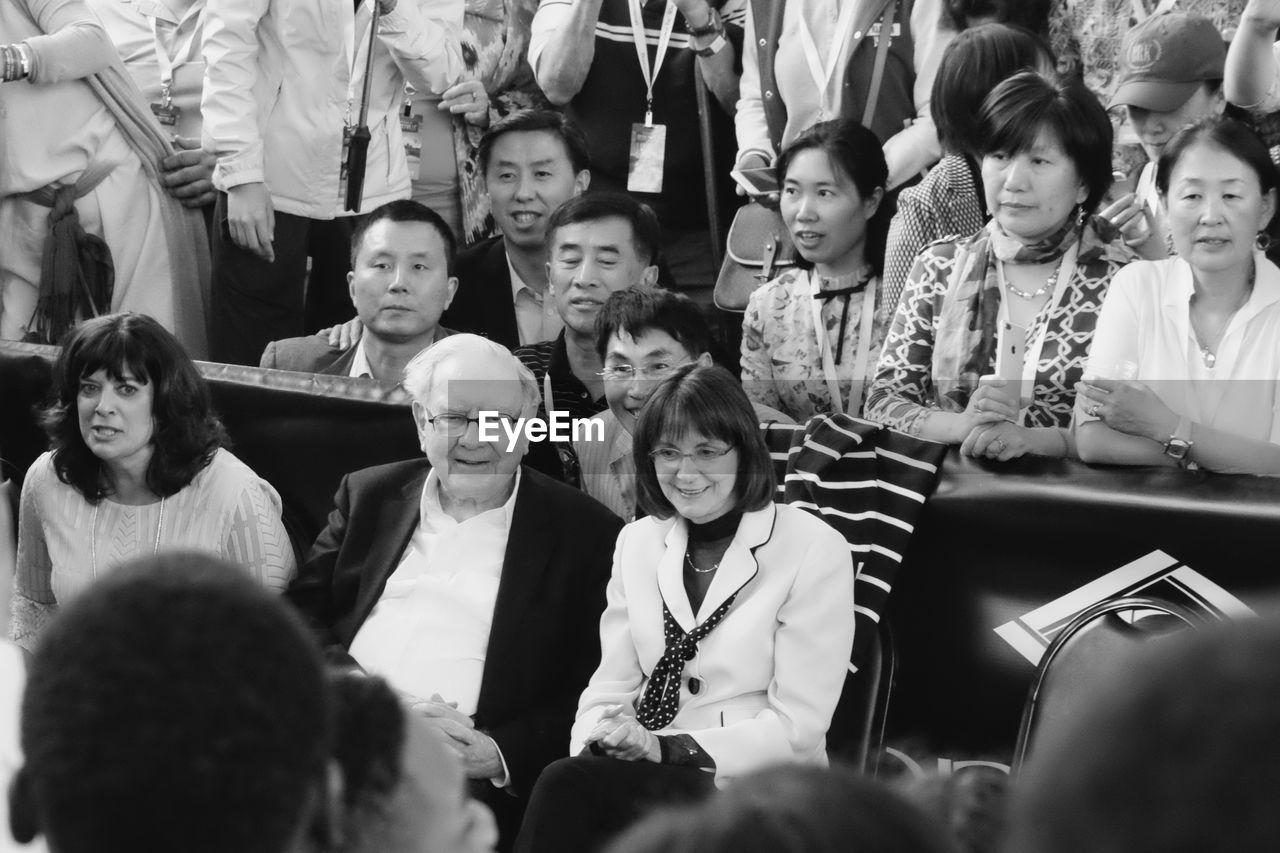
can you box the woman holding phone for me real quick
[739,118,894,421]
[865,71,1136,459]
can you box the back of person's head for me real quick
[1006,616,1280,853]
[9,553,331,853]
[774,118,891,274]
[978,70,1114,213]
[45,312,226,502]
[349,199,457,275]
[607,764,954,853]
[477,108,592,176]
[545,192,663,267]
[943,0,1050,32]
[593,286,712,361]
[932,24,1054,158]
[329,672,498,853]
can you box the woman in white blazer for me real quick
[514,364,856,853]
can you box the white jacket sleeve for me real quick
[569,529,646,755]
[377,0,465,95]
[201,0,272,188]
[734,6,775,165]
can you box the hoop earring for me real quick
[1257,232,1272,252]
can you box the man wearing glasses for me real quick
[285,334,622,852]
[577,287,792,520]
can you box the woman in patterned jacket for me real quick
[865,71,1137,460]
[11,313,295,646]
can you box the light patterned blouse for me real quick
[741,266,894,422]
[14,448,295,640]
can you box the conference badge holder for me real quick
[627,109,666,194]
[150,86,181,127]
[401,100,422,182]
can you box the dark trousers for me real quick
[210,193,361,365]
[514,755,716,853]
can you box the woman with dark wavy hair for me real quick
[11,313,294,646]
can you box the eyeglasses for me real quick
[597,361,689,382]
[648,445,735,468]
[422,410,516,438]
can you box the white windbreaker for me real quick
[201,0,463,219]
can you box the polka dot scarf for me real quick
[636,594,739,731]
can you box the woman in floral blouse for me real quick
[865,71,1136,460]
[739,119,894,421]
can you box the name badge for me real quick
[339,125,354,201]
[627,122,666,194]
[150,101,181,127]
[401,110,423,182]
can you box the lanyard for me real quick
[543,372,557,421]
[995,243,1079,408]
[808,271,878,416]
[627,0,678,126]
[795,1,859,119]
[150,6,204,101]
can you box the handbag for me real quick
[712,202,798,311]
[714,0,898,312]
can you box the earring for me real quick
[1257,232,1272,252]
[1076,205,1088,227]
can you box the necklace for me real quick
[1190,262,1255,369]
[1001,263,1059,300]
[91,496,166,578]
[685,551,719,574]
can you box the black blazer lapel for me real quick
[348,464,430,634]
[474,469,553,718]
[484,240,521,349]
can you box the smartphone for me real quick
[993,321,1029,407]
[730,166,779,197]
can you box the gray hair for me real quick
[402,334,540,418]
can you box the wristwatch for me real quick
[694,32,729,57]
[1162,416,1193,465]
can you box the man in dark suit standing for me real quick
[442,111,592,348]
[285,334,621,851]
[260,201,458,386]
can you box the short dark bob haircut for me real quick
[632,363,775,520]
[943,0,1051,33]
[977,70,1114,214]
[477,108,592,177]
[547,191,663,267]
[932,23,1054,158]
[775,118,890,275]
[594,286,712,363]
[45,313,227,502]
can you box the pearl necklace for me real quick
[685,551,718,574]
[1000,262,1060,300]
[91,496,165,578]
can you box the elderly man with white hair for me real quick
[286,334,622,851]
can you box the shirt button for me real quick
[853,30,861,38]
[758,38,766,46]
[688,677,701,694]
[765,90,774,99]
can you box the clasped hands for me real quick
[586,705,660,763]
[405,692,505,780]
[957,377,1031,460]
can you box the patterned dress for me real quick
[866,225,1137,435]
[741,267,895,421]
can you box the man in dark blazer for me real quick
[285,334,621,851]
[261,200,459,385]
[441,110,591,349]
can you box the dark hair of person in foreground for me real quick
[8,552,331,853]
[605,763,955,853]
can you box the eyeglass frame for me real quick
[596,358,694,382]
[419,408,519,439]
[647,444,736,468]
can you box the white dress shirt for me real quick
[509,253,563,346]
[349,469,519,715]
[347,338,374,379]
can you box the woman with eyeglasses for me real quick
[514,363,855,853]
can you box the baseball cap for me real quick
[1109,12,1226,112]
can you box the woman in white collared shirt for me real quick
[1077,117,1280,475]
[514,364,854,853]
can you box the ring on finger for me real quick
[1089,404,1100,417]
[993,438,1006,453]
